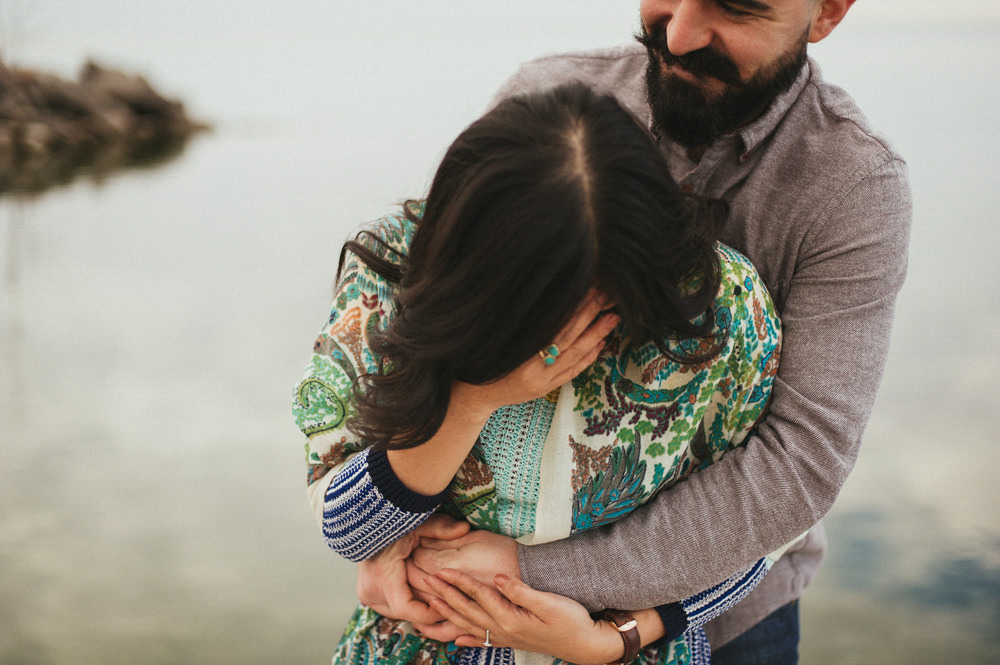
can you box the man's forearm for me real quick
[518,165,911,610]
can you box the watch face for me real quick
[615,619,638,632]
[604,609,636,630]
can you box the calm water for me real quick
[1,2,998,663]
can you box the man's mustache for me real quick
[635,27,743,87]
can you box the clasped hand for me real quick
[356,291,624,662]
[356,515,621,665]
[355,514,519,640]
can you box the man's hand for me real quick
[356,514,471,625]
[410,528,521,588]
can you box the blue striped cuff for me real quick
[458,646,515,665]
[681,558,769,627]
[321,449,444,562]
[367,448,449,513]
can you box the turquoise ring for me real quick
[538,344,561,366]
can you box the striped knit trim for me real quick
[367,448,450,513]
[680,557,770,627]
[685,627,712,665]
[322,449,440,562]
[458,647,515,665]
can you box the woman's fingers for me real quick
[547,312,618,383]
[424,576,495,644]
[425,571,494,623]
[491,574,563,616]
[412,619,468,643]
[551,290,606,350]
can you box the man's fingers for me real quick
[411,545,445,574]
[406,557,439,594]
[381,572,443,625]
[371,597,443,626]
[416,533,472,551]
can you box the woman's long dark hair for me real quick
[343,83,726,451]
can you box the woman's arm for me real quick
[424,568,647,665]
[296,222,621,560]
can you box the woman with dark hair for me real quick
[293,83,783,665]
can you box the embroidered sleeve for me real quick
[292,211,414,482]
[698,245,782,461]
[293,208,440,559]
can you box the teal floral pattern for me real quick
[293,208,781,665]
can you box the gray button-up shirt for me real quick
[498,43,912,646]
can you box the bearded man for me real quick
[350,1,911,663]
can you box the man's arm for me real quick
[517,160,912,610]
[410,527,774,648]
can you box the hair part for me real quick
[345,83,725,450]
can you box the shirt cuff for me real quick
[367,448,450,512]
[654,602,690,642]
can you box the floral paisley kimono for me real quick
[293,206,782,665]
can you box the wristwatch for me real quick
[601,609,640,665]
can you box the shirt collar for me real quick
[734,59,814,157]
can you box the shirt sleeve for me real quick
[321,448,448,562]
[517,160,912,610]
[293,211,443,560]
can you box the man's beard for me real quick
[637,25,809,148]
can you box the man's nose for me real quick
[665,1,715,56]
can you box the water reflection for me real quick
[803,508,1000,664]
[1,2,998,664]
[0,133,197,194]
[1,194,26,431]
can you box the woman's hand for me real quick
[404,528,521,641]
[453,290,620,421]
[420,569,624,665]
[388,291,618,496]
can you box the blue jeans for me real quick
[710,601,799,665]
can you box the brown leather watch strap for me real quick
[601,609,640,665]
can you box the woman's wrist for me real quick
[600,610,641,664]
[633,608,666,646]
[386,383,495,495]
[590,615,632,665]
[590,608,666,665]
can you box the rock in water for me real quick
[0,60,209,193]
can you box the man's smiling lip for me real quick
[669,62,702,81]
[654,50,709,83]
